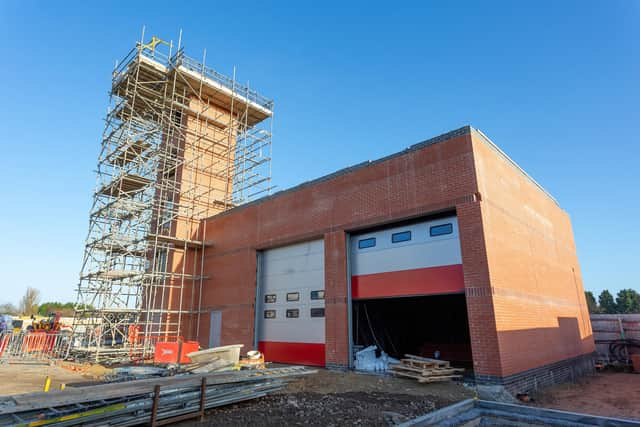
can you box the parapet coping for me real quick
[472,128,559,206]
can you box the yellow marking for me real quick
[142,36,170,53]
[20,403,127,427]
[43,376,51,393]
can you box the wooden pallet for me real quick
[390,363,464,376]
[389,369,462,383]
[388,354,464,383]
[402,354,450,368]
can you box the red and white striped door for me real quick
[350,216,464,299]
[257,240,326,366]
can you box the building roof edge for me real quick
[471,128,560,207]
[207,126,474,221]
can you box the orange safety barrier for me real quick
[0,331,70,362]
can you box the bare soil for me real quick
[185,369,473,426]
[532,371,640,420]
[195,392,444,426]
[0,362,93,395]
[189,370,640,426]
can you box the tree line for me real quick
[585,289,640,314]
[0,287,82,317]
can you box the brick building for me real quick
[180,125,595,392]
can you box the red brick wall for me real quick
[182,126,591,381]
[470,130,594,377]
[457,200,503,376]
[324,231,349,366]
[197,246,256,349]
[192,128,489,368]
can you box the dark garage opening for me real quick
[352,294,473,367]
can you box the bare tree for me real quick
[0,303,18,315]
[19,287,40,316]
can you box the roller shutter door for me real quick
[257,239,325,366]
[350,216,464,299]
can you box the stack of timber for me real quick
[389,354,464,383]
[0,366,315,426]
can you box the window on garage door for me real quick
[430,223,453,237]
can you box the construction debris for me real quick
[389,354,464,383]
[354,345,399,372]
[0,366,315,426]
[185,358,236,374]
[187,344,243,365]
[179,344,245,374]
[239,350,266,370]
[105,365,171,382]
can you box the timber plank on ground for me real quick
[389,364,464,376]
[389,369,462,383]
[400,358,450,369]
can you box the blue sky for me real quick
[0,1,637,305]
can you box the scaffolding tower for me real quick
[72,32,273,362]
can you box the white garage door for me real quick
[257,239,326,366]
[350,216,464,299]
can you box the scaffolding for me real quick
[72,32,273,362]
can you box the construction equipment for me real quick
[0,315,12,334]
[27,312,61,333]
[10,319,23,334]
[0,313,70,363]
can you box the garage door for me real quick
[350,216,464,299]
[257,239,325,366]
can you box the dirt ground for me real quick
[2,363,637,425]
[187,369,474,426]
[0,362,94,395]
[532,371,640,420]
[283,368,472,399]
[188,370,640,426]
